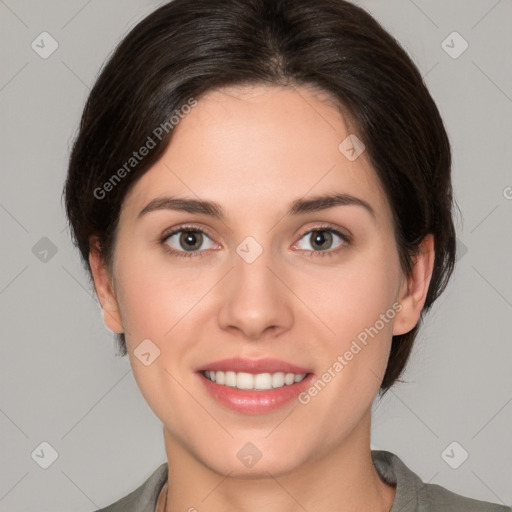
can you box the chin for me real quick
[195,439,311,479]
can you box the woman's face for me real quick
[92,84,426,477]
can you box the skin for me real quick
[89,84,434,512]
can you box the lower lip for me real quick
[198,372,314,414]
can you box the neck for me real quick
[162,411,395,512]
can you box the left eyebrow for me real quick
[137,192,375,220]
[288,193,375,219]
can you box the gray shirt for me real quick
[94,450,511,512]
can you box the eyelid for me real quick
[295,222,352,244]
[161,222,352,243]
[160,223,220,258]
[159,222,352,258]
[160,223,217,243]
[291,223,352,257]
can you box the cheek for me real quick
[298,244,402,397]
[293,259,401,433]
[113,260,208,423]
[112,256,216,405]
[114,255,210,347]
[304,249,401,345]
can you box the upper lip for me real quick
[196,357,313,375]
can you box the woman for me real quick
[63,0,511,511]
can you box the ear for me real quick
[88,236,124,334]
[393,234,435,336]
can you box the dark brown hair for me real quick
[63,0,456,394]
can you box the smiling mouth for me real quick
[202,370,308,390]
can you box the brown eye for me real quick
[295,228,348,253]
[162,228,217,256]
[179,231,203,251]
[295,226,351,256]
[309,230,333,251]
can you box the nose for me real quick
[217,246,294,341]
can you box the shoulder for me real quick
[92,462,168,512]
[420,480,511,511]
[372,450,511,512]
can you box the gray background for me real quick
[1,0,511,510]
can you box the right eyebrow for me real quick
[138,197,224,219]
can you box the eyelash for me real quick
[159,224,351,259]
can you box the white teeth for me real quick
[284,373,295,385]
[225,371,237,387]
[271,372,285,388]
[204,370,307,390]
[254,373,272,390]
[236,372,254,390]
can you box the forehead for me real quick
[121,84,391,224]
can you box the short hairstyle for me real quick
[63,0,456,394]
